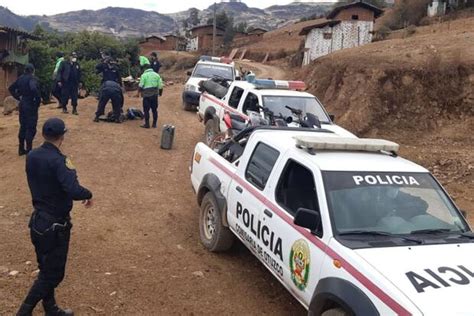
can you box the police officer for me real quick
[149,52,162,73]
[56,52,81,115]
[8,63,41,156]
[17,118,93,316]
[95,57,122,86]
[138,64,163,128]
[93,80,124,123]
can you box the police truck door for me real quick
[226,141,281,275]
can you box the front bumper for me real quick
[182,91,201,106]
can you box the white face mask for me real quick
[72,57,77,62]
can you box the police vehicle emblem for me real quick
[290,239,310,290]
[65,157,75,170]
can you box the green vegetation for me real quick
[27,25,140,102]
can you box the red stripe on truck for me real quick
[208,157,411,315]
[201,93,249,120]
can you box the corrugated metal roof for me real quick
[0,26,39,40]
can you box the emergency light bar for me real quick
[200,55,232,64]
[294,136,400,154]
[246,76,306,91]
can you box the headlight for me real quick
[185,84,197,92]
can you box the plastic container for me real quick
[160,124,175,150]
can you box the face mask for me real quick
[72,58,77,62]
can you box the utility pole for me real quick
[212,2,217,56]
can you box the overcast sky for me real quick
[2,0,336,16]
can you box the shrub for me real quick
[80,59,101,93]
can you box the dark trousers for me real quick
[22,213,71,309]
[96,89,123,119]
[143,95,158,127]
[18,101,39,151]
[61,83,78,110]
[51,81,61,101]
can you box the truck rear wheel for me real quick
[199,192,234,252]
[204,119,219,146]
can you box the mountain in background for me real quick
[0,2,333,38]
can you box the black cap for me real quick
[24,63,35,73]
[42,118,67,137]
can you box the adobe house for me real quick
[0,26,37,105]
[188,24,224,51]
[139,34,186,54]
[300,1,383,66]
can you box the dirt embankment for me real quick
[297,16,474,220]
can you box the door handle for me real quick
[236,186,243,193]
[264,209,273,218]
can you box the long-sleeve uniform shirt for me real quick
[26,142,92,221]
[139,69,164,98]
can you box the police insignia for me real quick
[65,157,75,170]
[290,239,310,290]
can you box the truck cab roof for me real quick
[249,129,428,173]
[230,81,313,98]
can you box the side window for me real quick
[276,160,319,217]
[245,142,280,190]
[242,92,259,114]
[228,87,244,109]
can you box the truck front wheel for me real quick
[204,119,219,146]
[199,192,234,252]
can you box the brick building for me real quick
[139,34,186,55]
[300,1,383,66]
[231,28,268,47]
[188,24,224,51]
[0,26,37,105]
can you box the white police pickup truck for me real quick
[182,56,238,111]
[190,127,474,315]
[197,77,354,145]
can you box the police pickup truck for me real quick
[197,76,354,145]
[182,56,238,111]
[190,127,474,315]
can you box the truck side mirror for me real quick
[294,208,321,233]
[461,210,467,218]
[329,114,335,122]
[236,76,241,81]
[187,71,192,76]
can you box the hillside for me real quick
[0,2,333,37]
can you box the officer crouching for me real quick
[17,118,93,316]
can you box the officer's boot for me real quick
[43,300,74,316]
[72,107,78,115]
[16,303,34,316]
[26,141,33,154]
[152,120,157,128]
[18,139,27,156]
[140,121,150,129]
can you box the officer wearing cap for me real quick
[8,63,41,156]
[56,52,81,115]
[149,52,162,74]
[17,118,93,316]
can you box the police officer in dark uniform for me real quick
[93,80,124,123]
[17,118,93,316]
[56,52,81,115]
[149,52,162,74]
[8,63,41,156]
[95,57,122,86]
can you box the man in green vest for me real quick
[52,52,64,108]
[138,64,164,129]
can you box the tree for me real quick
[234,22,247,33]
[206,11,236,45]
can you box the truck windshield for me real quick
[192,64,234,81]
[322,171,468,236]
[262,96,330,123]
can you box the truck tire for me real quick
[183,100,194,111]
[199,192,234,252]
[321,308,348,316]
[204,119,219,146]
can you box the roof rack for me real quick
[294,136,399,156]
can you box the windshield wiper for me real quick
[410,228,452,235]
[339,230,423,244]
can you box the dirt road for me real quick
[236,60,287,80]
[0,82,305,315]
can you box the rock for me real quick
[192,271,204,277]
[177,244,184,250]
[9,270,19,276]
[105,272,112,275]
[31,269,39,277]
[25,261,32,265]
[2,96,19,115]
[109,291,117,296]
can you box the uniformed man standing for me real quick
[8,63,41,156]
[149,52,162,74]
[56,52,81,115]
[95,57,122,86]
[17,118,93,316]
[138,64,163,128]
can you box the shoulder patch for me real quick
[65,157,75,170]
